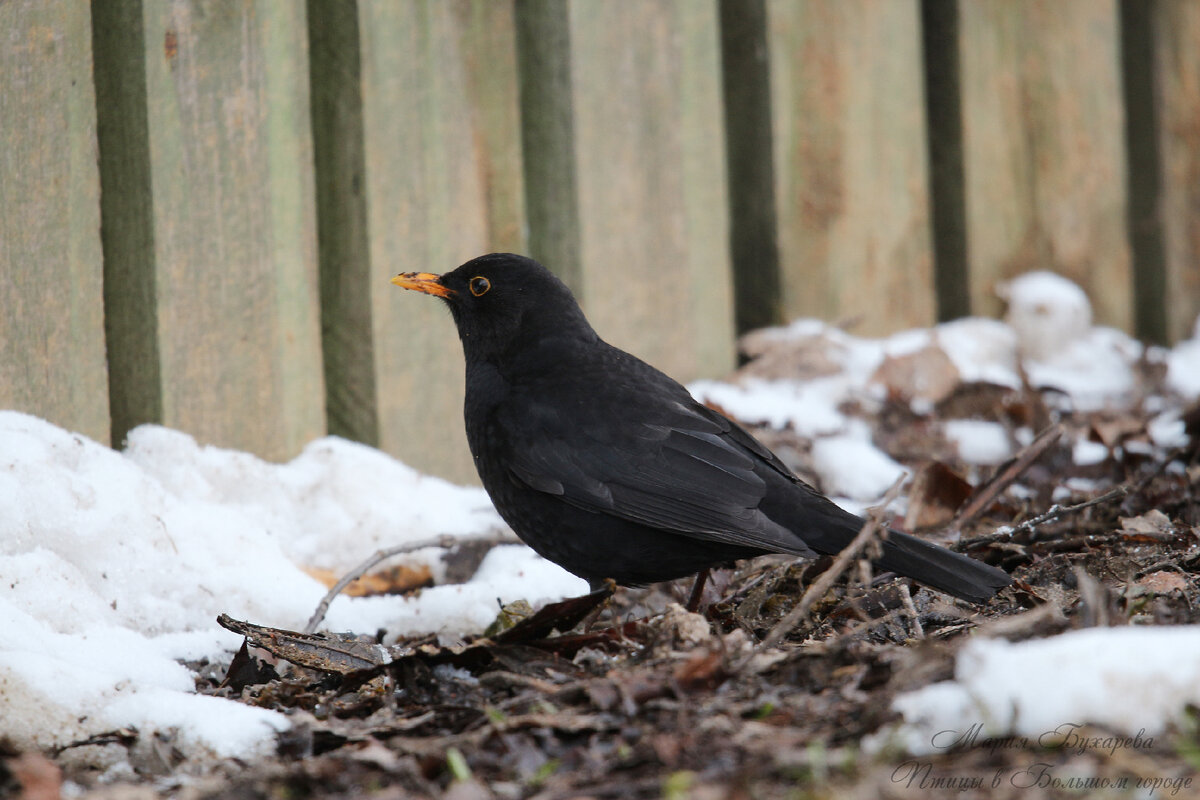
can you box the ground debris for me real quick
[61,343,1200,799]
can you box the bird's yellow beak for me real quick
[391,272,454,298]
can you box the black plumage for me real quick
[392,253,1010,603]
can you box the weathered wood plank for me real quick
[1153,0,1200,342]
[95,0,325,459]
[766,0,935,335]
[0,1,109,442]
[366,0,526,482]
[311,0,526,482]
[518,0,735,380]
[957,0,1131,327]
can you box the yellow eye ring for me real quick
[469,276,491,296]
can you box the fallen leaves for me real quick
[1135,570,1190,596]
[303,563,433,597]
[1120,509,1176,541]
[1,748,61,800]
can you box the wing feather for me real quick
[499,374,815,557]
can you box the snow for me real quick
[943,419,1012,466]
[1167,336,1200,398]
[0,412,586,767]
[1148,412,1190,449]
[1022,326,1142,412]
[1072,437,1110,466]
[689,375,849,437]
[999,270,1093,361]
[875,626,1200,756]
[810,431,907,501]
[934,317,1022,388]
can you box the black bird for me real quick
[392,253,1011,603]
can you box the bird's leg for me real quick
[685,568,710,612]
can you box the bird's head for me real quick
[392,253,595,362]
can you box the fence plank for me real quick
[957,0,1131,327]
[719,0,783,335]
[1154,0,1200,342]
[367,0,527,482]
[94,0,325,459]
[766,0,935,335]
[922,0,971,323]
[311,0,526,483]
[518,0,736,381]
[0,1,110,442]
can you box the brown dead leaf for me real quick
[738,330,844,381]
[935,382,1032,425]
[673,651,726,694]
[904,461,973,529]
[220,639,280,690]
[303,563,433,597]
[1136,571,1189,595]
[1089,416,1146,449]
[217,615,392,674]
[869,344,960,405]
[492,587,613,643]
[1120,509,1175,540]
[4,752,61,800]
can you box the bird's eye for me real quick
[469,276,491,297]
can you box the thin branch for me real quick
[958,485,1129,548]
[303,532,517,633]
[951,423,1063,533]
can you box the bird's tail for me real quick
[769,478,1011,603]
[875,529,1011,603]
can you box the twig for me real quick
[951,423,1064,533]
[958,485,1129,548]
[899,583,924,639]
[303,532,516,633]
[755,478,905,652]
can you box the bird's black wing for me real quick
[499,348,817,557]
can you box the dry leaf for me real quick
[1089,416,1146,449]
[5,752,62,800]
[905,461,973,529]
[1119,510,1174,540]
[869,344,961,405]
[303,563,433,597]
[1136,571,1189,595]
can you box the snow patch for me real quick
[876,626,1200,756]
[0,412,586,764]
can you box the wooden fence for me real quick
[2,0,1198,484]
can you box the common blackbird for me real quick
[393,253,1011,603]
